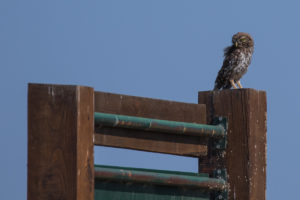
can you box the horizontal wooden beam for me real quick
[94,127,207,157]
[94,91,208,157]
[94,91,206,123]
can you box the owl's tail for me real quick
[213,78,223,90]
[213,79,232,91]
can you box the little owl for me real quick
[214,32,254,90]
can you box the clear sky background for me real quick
[1,0,299,199]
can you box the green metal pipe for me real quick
[94,112,226,137]
[94,165,227,191]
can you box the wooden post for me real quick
[198,89,267,200]
[28,83,94,200]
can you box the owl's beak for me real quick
[235,42,238,47]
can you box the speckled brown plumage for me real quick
[214,32,254,90]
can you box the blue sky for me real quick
[1,0,299,199]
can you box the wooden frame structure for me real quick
[28,83,266,200]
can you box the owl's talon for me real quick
[237,81,243,88]
[230,79,238,89]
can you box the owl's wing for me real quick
[214,59,232,90]
[214,47,238,90]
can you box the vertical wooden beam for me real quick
[198,89,266,200]
[28,83,94,200]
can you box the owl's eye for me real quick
[240,38,248,42]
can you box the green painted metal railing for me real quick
[94,165,227,191]
[94,112,226,137]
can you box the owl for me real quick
[214,32,254,90]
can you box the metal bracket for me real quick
[212,117,227,150]
[213,169,227,180]
[210,118,228,200]
[212,169,228,200]
[214,190,228,200]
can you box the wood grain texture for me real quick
[95,127,208,157]
[94,91,207,157]
[28,83,94,200]
[198,89,266,200]
[95,91,206,123]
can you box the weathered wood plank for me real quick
[95,127,207,157]
[94,91,208,156]
[198,89,266,200]
[95,91,206,123]
[28,83,94,200]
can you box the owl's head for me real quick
[232,32,254,48]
